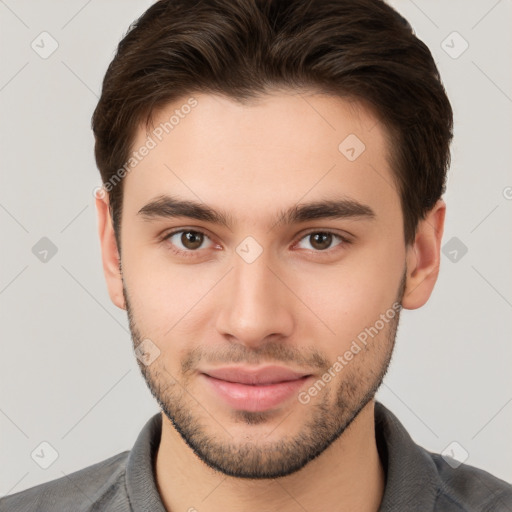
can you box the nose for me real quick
[215,249,295,349]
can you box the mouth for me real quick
[199,365,313,412]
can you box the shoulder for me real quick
[374,401,512,511]
[0,450,131,512]
[426,449,512,511]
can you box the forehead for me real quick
[123,91,400,230]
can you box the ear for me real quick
[95,191,126,310]
[402,199,446,310]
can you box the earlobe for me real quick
[402,199,446,310]
[95,193,126,310]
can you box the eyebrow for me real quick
[137,194,376,228]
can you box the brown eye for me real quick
[295,231,348,253]
[309,232,333,250]
[180,230,204,250]
[164,229,213,254]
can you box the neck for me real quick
[155,400,385,512]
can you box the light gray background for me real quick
[1,0,511,497]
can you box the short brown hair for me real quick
[92,0,453,251]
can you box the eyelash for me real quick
[161,228,352,259]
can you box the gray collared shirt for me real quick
[1,401,511,511]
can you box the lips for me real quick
[199,365,313,412]
[201,365,310,385]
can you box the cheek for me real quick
[122,251,218,340]
[290,246,402,346]
[122,226,404,349]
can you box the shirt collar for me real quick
[125,412,167,512]
[374,401,440,511]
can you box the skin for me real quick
[96,90,445,512]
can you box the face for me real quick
[98,90,439,479]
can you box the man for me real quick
[2,0,511,510]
